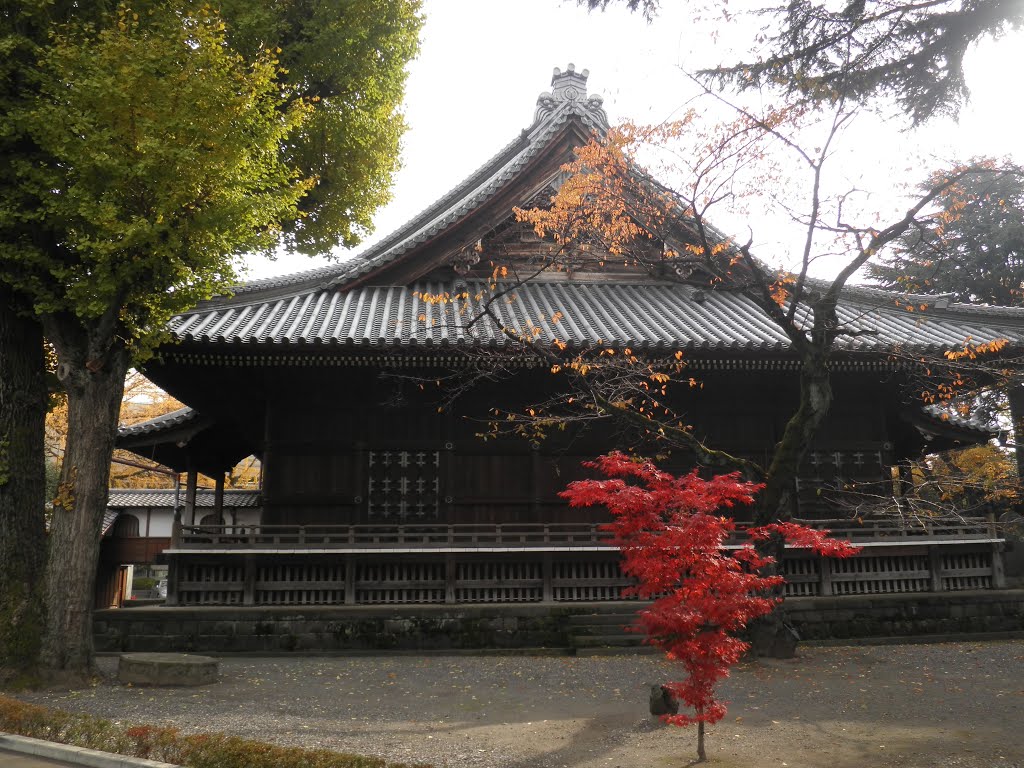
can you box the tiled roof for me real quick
[118,407,197,438]
[169,278,1024,354]
[920,405,996,436]
[209,65,609,305]
[106,489,261,509]
[101,510,120,536]
[161,65,1024,358]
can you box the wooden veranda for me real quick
[164,518,1006,607]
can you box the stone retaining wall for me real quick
[94,604,570,653]
[94,590,1024,653]
[783,590,1024,641]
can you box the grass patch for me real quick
[0,695,431,768]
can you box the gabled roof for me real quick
[205,64,609,308]
[161,64,1024,360]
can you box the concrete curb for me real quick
[0,732,178,768]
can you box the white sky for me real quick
[244,0,1024,282]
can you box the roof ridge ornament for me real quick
[534,63,607,127]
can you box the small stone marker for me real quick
[118,652,218,686]
[649,684,678,716]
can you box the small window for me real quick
[112,514,139,538]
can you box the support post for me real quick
[184,464,198,527]
[344,555,356,605]
[243,555,256,606]
[1009,382,1024,484]
[445,554,456,604]
[171,474,182,547]
[542,553,553,603]
[165,557,180,606]
[928,546,945,592]
[992,543,1007,589]
[214,474,225,521]
[819,555,833,597]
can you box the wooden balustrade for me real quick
[165,517,1005,606]
[173,518,998,551]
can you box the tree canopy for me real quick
[869,160,1024,305]
[580,0,1024,124]
[0,0,422,678]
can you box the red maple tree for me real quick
[561,452,859,762]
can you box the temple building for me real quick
[110,65,1022,615]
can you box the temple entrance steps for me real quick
[567,607,649,653]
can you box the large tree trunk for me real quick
[39,330,128,680]
[0,294,48,683]
[749,348,833,657]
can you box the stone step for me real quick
[575,645,660,657]
[567,613,640,626]
[568,625,636,638]
[571,634,644,648]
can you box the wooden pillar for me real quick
[1009,382,1024,484]
[243,555,256,606]
[542,552,553,603]
[184,465,198,527]
[214,474,225,522]
[928,546,945,592]
[165,557,180,606]
[445,554,456,604]
[344,555,356,605]
[530,444,542,521]
[819,556,833,597]
[171,474,183,547]
[261,395,274,522]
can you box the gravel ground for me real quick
[13,640,1024,768]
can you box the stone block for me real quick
[118,653,218,686]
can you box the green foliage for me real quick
[0,695,432,768]
[869,162,1024,305]
[583,0,1024,124]
[0,0,422,357]
[215,0,425,252]
[1,2,312,358]
[712,0,1024,124]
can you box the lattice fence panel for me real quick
[455,561,543,603]
[256,563,347,605]
[552,560,632,602]
[782,558,820,597]
[355,561,445,604]
[941,551,992,591]
[178,563,244,605]
[830,554,930,595]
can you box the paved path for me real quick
[0,750,78,767]
[13,640,1024,768]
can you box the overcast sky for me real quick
[244,0,1024,282]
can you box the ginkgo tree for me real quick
[562,451,859,762]
[0,0,421,681]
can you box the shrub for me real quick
[0,695,431,768]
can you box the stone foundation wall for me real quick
[94,604,571,654]
[782,590,1024,641]
[94,590,1024,654]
